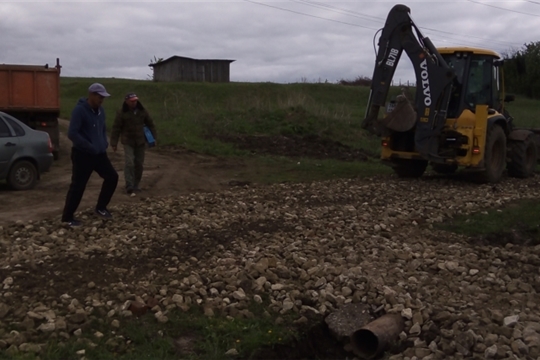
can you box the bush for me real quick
[338,76,372,87]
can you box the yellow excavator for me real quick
[361,4,538,182]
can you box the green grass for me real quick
[438,199,540,244]
[504,96,540,128]
[230,156,392,184]
[59,77,384,183]
[59,77,540,158]
[60,78,375,151]
[0,302,299,360]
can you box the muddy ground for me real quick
[0,124,227,225]
[212,134,374,161]
[0,121,370,226]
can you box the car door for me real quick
[0,115,18,174]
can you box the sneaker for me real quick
[63,219,82,227]
[134,186,142,193]
[95,208,113,219]
[126,188,134,194]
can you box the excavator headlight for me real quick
[472,146,481,155]
[382,140,389,147]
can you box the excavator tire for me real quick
[392,159,428,178]
[475,125,507,183]
[432,163,458,174]
[507,135,537,178]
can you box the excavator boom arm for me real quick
[362,4,455,162]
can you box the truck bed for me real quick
[0,63,60,111]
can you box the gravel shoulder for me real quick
[1,174,540,359]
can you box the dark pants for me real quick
[61,148,119,222]
[123,144,146,189]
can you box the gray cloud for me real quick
[1,1,538,84]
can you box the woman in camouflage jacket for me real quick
[110,93,157,194]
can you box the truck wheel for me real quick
[432,163,458,174]
[476,125,506,183]
[508,135,537,178]
[392,159,428,178]
[8,160,38,190]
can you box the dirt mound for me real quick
[215,134,373,161]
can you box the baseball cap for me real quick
[125,93,139,101]
[88,83,111,97]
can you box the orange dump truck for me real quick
[0,58,62,159]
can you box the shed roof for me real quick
[148,55,235,67]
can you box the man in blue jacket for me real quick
[61,83,119,226]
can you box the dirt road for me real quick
[0,118,377,226]
[0,119,237,225]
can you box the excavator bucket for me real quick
[379,95,416,133]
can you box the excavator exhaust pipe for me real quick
[350,314,404,359]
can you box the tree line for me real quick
[502,41,540,99]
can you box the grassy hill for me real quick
[60,78,376,151]
[59,77,540,182]
[60,78,540,142]
[59,78,391,182]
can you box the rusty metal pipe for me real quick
[350,314,404,359]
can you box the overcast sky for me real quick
[1,1,538,84]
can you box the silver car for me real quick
[0,111,54,190]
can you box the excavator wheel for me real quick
[475,125,507,183]
[431,163,458,175]
[391,159,428,178]
[507,135,537,178]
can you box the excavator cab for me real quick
[441,49,504,118]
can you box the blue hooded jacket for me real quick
[68,98,109,154]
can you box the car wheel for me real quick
[8,160,38,190]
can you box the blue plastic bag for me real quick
[144,126,156,147]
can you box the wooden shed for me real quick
[148,56,235,83]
